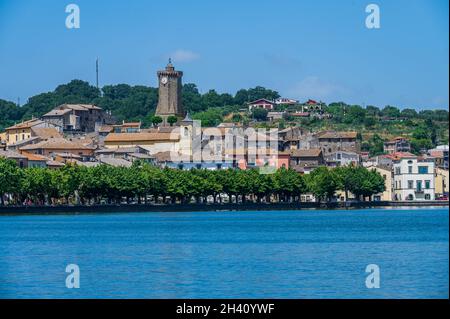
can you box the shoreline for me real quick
[0,201,448,215]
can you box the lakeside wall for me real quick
[0,201,448,215]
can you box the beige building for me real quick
[316,131,359,155]
[19,138,95,159]
[104,132,180,155]
[42,104,112,132]
[435,168,449,197]
[0,132,6,149]
[368,165,393,201]
[4,119,55,146]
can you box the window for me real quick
[416,181,422,191]
[408,166,412,174]
[408,180,414,189]
[407,194,414,200]
[425,180,430,189]
[425,194,431,200]
[395,167,400,175]
[418,166,428,174]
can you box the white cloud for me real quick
[287,76,344,100]
[167,49,200,63]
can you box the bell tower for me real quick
[155,59,184,125]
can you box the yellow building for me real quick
[104,132,180,155]
[334,165,393,202]
[367,165,393,201]
[435,168,449,197]
[0,131,6,143]
[4,119,44,146]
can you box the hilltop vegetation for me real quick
[0,80,448,152]
[0,80,278,129]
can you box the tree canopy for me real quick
[0,158,387,206]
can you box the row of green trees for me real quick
[0,158,385,206]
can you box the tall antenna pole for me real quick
[96,57,99,92]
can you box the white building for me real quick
[393,153,435,201]
[274,98,297,105]
[325,151,360,167]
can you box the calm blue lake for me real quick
[0,207,448,298]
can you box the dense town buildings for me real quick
[0,62,448,202]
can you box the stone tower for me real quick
[155,59,184,125]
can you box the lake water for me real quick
[0,207,448,299]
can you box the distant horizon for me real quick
[0,0,448,110]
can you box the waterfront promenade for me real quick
[0,200,447,215]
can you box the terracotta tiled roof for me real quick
[115,122,141,127]
[386,152,417,160]
[429,150,444,158]
[19,138,95,151]
[248,98,275,105]
[98,125,113,133]
[6,119,44,130]
[31,127,62,139]
[0,149,27,159]
[43,104,102,117]
[64,104,101,111]
[290,148,322,157]
[104,132,179,143]
[21,152,49,162]
[42,108,72,117]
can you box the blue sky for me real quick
[0,0,448,110]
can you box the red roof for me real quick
[306,99,318,105]
[248,99,275,105]
[385,152,416,160]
